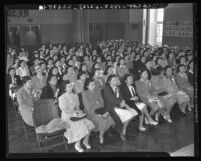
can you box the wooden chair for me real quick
[33,99,68,152]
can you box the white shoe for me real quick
[149,119,158,125]
[139,126,146,132]
[155,113,159,122]
[75,144,84,153]
[145,117,150,125]
[163,115,172,123]
[83,141,91,149]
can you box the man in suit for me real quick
[120,74,158,130]
[103,74,138,140]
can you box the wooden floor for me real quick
[7,104,194,156]
[170,144,194,156]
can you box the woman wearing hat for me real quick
[16,76,34,126]
[31,65,47,98]
[16,60,30,78]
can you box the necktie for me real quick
[130,86,135,97]
[115,87,119,98]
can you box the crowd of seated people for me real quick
[6,39,194,152]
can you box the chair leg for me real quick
[63,136,68,152]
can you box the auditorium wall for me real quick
[163,4,193,48]
[7,10,73,44]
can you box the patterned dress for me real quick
[59,92,95,144]
[82,88,115,132]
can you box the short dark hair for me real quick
[123,73,133,82]
[8,67,15,73]
[19,60,25,67]
[21,76,31,85]
[77,71,87,79]
[84,77,95,90]
[107,74,117,84]
[177,64,185,73]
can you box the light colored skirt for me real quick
[61,112,95,144]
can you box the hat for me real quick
[34,65,43,73]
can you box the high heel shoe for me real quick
[139,126,146,132]
[149,119,158,125]
[74,144,84,153]
[163,115,172,123]
[155,113,159,122]
[99,137,104,144]
[145,117,150,125]
[83,141,91,149]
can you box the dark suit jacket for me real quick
[7,74,22,86]
[187,71,194,87]
[40,85,55,100]
[120,82,142,115]
[103,85,124,134]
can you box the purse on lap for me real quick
[158,91,169,96]
[70,113,87,121]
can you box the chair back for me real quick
[33,99,58,127]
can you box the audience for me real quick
[7,39,194,152]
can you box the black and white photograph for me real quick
[5,3,198,157]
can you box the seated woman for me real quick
[120,74,158,131]
[163,65,190,113]
[74,71,88,94]
[40,75,60,103]
[92,68,106,90]
[103,75,138,141]
[151,67,177,123]
[58,80,95,153]
[16,60,30,78]
[31,65,47,98]
[65,66,78,83]
[16,76,34,126]
[175,64,194,110]
[104,65,116,83]
[116,57,129,80]
[135,68,165,122]
[82,78,115,144]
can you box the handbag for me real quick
[95,108,109,119]
[70,113,87,121]
[158,91,169,96]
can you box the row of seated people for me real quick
[7,40,194,153]
[12,65,193,153]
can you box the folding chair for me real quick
[33,99,68,152]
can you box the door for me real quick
[89,24,104,45]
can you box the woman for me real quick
[74,71,88,94]
[163,66,190,113]
[92,68,106,90]
[116,58,129,80]
[58,80,95,152]
[175,64,194,110]
[40,75,60,101]
[104,65,116,82]
[16,76,34,126]
[120,74,158,131]
[151,67,177,123]
[135,68,165,122]
[16,60,30,78]
[31,65,47,98]
[103,75,138,141]
[65,66,77,83]
[82,78,115,144]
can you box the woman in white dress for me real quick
[58,80,95,153]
